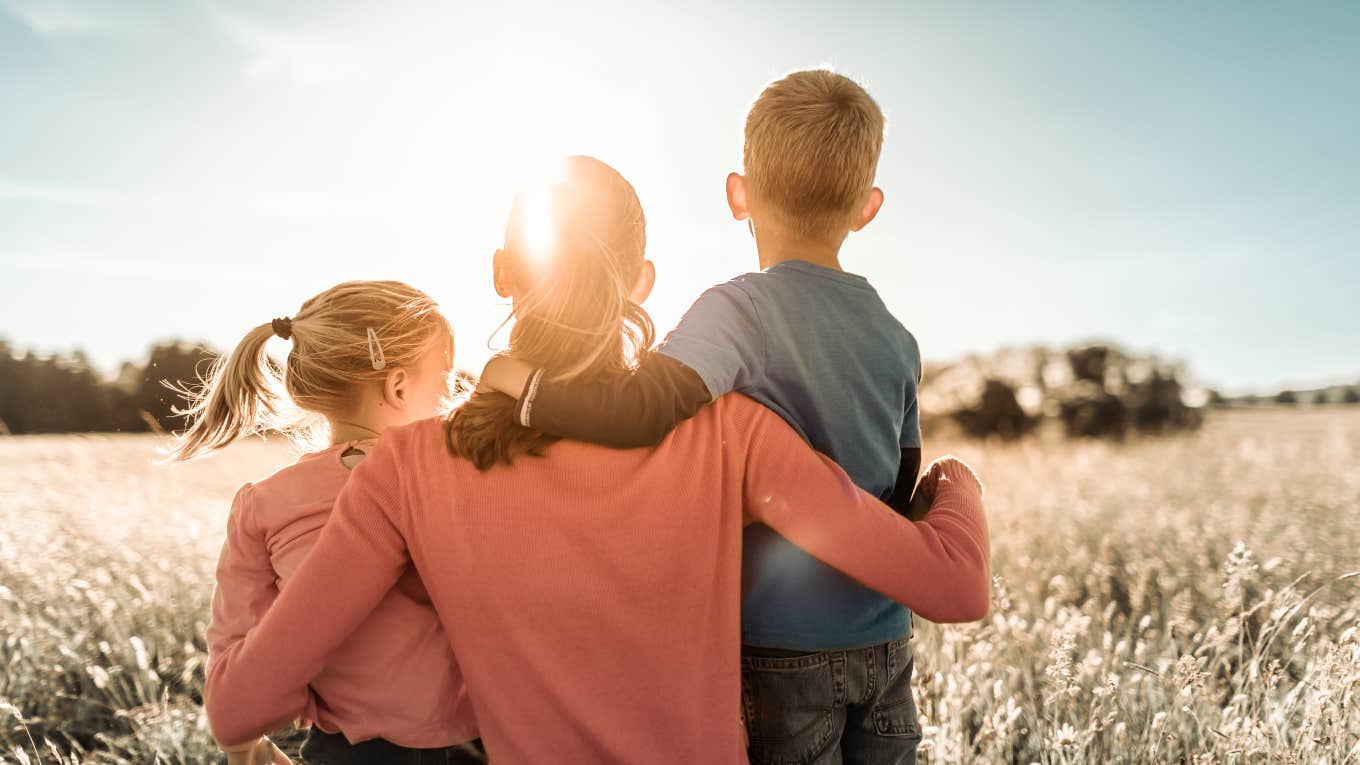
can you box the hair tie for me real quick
[367,327,387,371]
[271,317,293,340]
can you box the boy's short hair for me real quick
[743,69,885,240]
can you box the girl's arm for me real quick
[205,486,295,757]
[206,485,279,666]
[204,445,414,749]
[738,403,990,623]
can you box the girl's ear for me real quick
[382,366,410,411]
[493,249,516,299]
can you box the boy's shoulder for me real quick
[722,262,920,355]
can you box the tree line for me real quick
[0,339,216,435]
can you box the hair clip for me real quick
[367,327,387,371]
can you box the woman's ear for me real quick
[382,366,411,411]
[629,259,656,305]
[493,249,516,300]
[726,173,751,221]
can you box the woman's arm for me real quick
[739,404,990,623]
[204,446,414,748]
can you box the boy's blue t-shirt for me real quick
[659,259,921,650]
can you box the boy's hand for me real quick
[478,355,536,398]
[224,737,291,765]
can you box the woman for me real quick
[206,156,989,764]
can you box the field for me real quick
[1,409,1358,763]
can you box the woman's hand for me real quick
[906,456,983,521]
[224,737,291,765]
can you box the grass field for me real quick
[1,408,1357,763]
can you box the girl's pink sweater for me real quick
[206,439,477,747]
[207,394,989,764]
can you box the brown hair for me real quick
[168,280,450,461]
[448,156,652,469]
[743,69,886,240]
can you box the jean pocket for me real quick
[872,648,922,740]
[742,652,845,765]
[872,696,922,739]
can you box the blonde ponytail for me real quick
[165,323,289,461]
[167,280,450,462]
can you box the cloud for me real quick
[0,180,166,210]
[0,178,385,218]
[0,0,112,37]
[206,3,367,89]
[0,251,271,282]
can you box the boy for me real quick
[479,70,927,763]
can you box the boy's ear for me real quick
[629,259,656,305]
[382,367,410,411]
[726,173,751,221]
[492,249,516,299]
[851,187,884,232]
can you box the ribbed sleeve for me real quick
[204,437,414,748]
[739,403,991,623]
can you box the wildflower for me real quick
[1174,654,1207,696]
[1046,623,1078,698]
[88,665,111,689]
[1051,723,1079,749]
[130,635,151,672]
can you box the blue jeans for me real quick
[741,636,920,765]
[299,729,486,765]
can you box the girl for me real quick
[204,158,991,764]
[171,281,481,765]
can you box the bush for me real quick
[921,343,1206,440]
[0,338,216,435]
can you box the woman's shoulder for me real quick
[363,416,450,472]
[671,393,785,441]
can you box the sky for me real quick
[0,1,1356,394]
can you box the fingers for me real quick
[925,455,984,496]
[270,742,292,764]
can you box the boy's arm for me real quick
[205,446,413,749]
[479,283,765,448]
[883,447,924,520]
[888,346,926,519]
[479,352,712,449]
[739,403,989,623]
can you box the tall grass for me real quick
[913,409,1360,763]
[1,409,1357,763]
